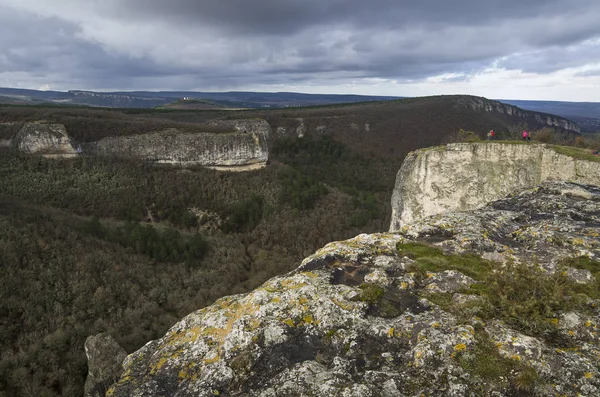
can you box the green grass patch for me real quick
[397,242,494,280]
[400,242,598,346]
[561,256,600,273]
[493,140,540,145]
[549,144,600,162]
[424,292,454,311]
[480,262,583,345]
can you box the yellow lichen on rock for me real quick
[454,343,467,352]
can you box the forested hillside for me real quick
[0,136,393,397]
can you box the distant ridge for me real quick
[0,87,401,109]
[2,86,599,130]
[499,99,600,132]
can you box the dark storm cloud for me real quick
[106,0,590,37]
[2,0,600,90]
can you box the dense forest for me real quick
[0,98,594,397]
[0,127,396,397]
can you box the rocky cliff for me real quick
[390,142,600,231]
[83,119,270,170]
[103,180,600,397]
[459,97,580,133]
[12,122,79,158]
[10,119,271,170]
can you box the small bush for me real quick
[514,366,544,393]
[447,129,481,143]
[532,127,555,143]
[481,262,573,343]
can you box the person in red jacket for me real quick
[522,130,529,141]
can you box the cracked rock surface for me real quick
[106,182,600,397]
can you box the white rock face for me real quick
[13,123,78,158]
[295,118,306,137]
[84,120,270,170]
[390,142,600,230]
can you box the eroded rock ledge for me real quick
[104,181,600,397]
[83,119,270,169]
[390,142,600,230]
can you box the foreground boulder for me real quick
[390,142,600,230]
[13,122,78,157]
[105,181,600,397]
[84,334,127,397]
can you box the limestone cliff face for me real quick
[390,142,600,231]
[83,119,270,170]
[13,122,78,158]
[460,97,580,133]
[103,181,600,397]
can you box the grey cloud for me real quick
[2,0,600,91]
[104,0,594,37]
[497,39,600,74]
[0,11,173,90]
[575,69,600,77]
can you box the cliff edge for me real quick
[390,142,600,231]
[103,180,600,397]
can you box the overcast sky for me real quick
[2,0,600,100]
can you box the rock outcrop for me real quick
[105,181,600,397]
[13,122,78,158]
[83,119,270,170]
[84,334,127,397]
[390,142,600,230]
[459,97,580,133]
[402,181,600,267]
